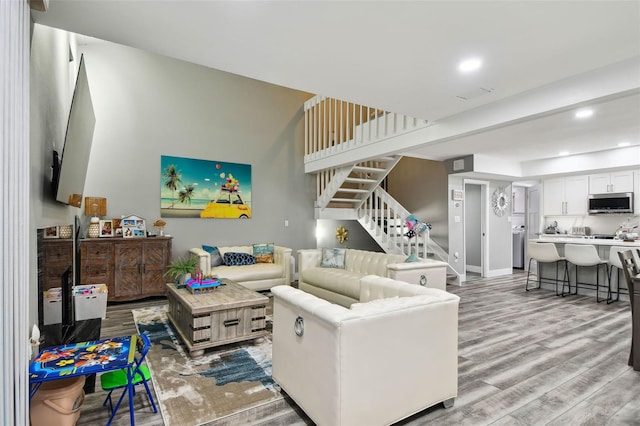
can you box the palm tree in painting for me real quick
[163,165,182,208]
[178,184,195,206]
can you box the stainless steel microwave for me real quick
[588,192,634,214]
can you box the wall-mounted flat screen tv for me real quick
[52,54,96,207]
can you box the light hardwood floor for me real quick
[75,272,640,425]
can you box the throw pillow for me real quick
[253,243,274,263]
[223,252,256,266]
[320,247,346,269]
[202,245,224,267]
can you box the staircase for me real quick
[316,156,401,210]
[305,94,461,284]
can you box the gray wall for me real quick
[29,27,318,329]
[78,40,316,261]
[387,157,448,251]
[316,220,382,252]
[30,25,82,329]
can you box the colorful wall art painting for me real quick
[161,155,252,219]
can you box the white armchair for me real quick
[271,275,459,426]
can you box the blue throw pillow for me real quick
[202,245,224,267]
[320,248,346,269]
[253,243,274,263]
[223,252,256,266]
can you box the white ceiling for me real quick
[31,1,640,165]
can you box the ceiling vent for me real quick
[456,87,494,101]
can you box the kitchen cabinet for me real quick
[80,237,171,301]
[589,171,634,194]
[41,239,74,291]
[543,176,588,216]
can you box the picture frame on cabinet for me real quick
[99,220,114,237]
[122,214,146,238]
[44,226,59,239]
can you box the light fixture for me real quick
[618,141,630,147]
[559,151,569,156]
[84,197,107,238]
[574,109,593,119]
[458,57,482,73]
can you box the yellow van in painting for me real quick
[200,191,251,219]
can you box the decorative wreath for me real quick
[492,188,509,217]
[336,225,349,244]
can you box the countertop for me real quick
[535,235,640,247]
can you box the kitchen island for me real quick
[530,237,640,301]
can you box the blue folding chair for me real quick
[100,333,157,420]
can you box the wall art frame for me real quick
[160,155,252,219]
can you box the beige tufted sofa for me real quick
[271,275,460,426]
[298,248,449,307]
[189,245,292,291]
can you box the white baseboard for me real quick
[484,268,513,278]
[466,265,481,274]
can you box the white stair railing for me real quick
[358,187,428,259]
[304,95,428,166]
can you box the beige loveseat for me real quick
[272,275,460,426]
[189,245,292,291]
[298,248,448,307]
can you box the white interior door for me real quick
[464,180,489,277]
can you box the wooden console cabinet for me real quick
[80,237,172,301]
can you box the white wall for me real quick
[76,40,317,260]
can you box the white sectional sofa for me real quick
[298,248,449,307]
[272,275,460,426]
[189,245,292,291]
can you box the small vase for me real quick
[87,222,100,238]
[59,225,73,239]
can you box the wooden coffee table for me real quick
[166,280,269,358]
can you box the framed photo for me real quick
[114,227,123,237]
[44,226,59,239]
[99,220,114,237]
[122,215,146,238]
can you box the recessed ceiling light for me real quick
[559,151,569,156]
[618,141,630,147]
[574,109,593,119]
[458,57,482,73]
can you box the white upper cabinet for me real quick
[589,171,634,194]
[543,176,588,216]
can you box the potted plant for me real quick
[165,256,198,287]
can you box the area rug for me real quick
[132,304,283,426]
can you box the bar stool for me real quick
[608,246,631,304]
[526,241,568,295]
[564,244,610,303]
